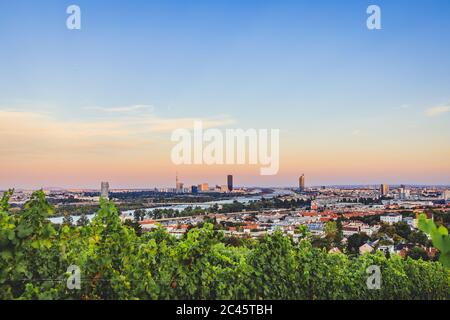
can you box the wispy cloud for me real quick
[141,115,235,132]
[425,104,450,117]
[0,109,235,160]
[83,104,154,113]
[79,105,235,131]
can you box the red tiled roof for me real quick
[139,220,156,225]
[302,212,318,217]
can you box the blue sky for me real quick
[0,0,449,188]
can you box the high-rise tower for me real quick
[227,175,233,192]
[101,181,109,199]
[175,172,183,193]
[380,184,389,197]
[299,174,305,192]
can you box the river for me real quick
[48,188,294,224]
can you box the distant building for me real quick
[403,217,417,229]
[191,185,198,194]
[328,247,342,254]
[299,174,305,191]
[380,214,402,225]
[198,183,209,192]
[359,243,374,255]
[175,173,184,193]
[378,245,395,255]
[101,182,109,199]
[307,222,324,235]
[443,190,450,201]
[399,185,410,200]
[176,182,184,193]
[380,184,389,197]
[342,225,360,237]
[227,175,233,192]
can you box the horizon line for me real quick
[2,183,450,191]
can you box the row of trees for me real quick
[0,190,448,300]
[133,206,208,221]
[131,197,312,221]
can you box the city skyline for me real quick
[1,0,450,188]
[2,174,450,191]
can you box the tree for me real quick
[77,213,89,227]
[0,190,58,299]
[378,224,396,238]
[133,209,146,222]
[62,212,73,226]
[324,221,342,245]
[407,246,429,261]
[407,231,428,246]
[124,220,143,236]
[249,231,298,299]
[394,221,412,239]
[347,233,370,254]
[0,189,14,211]
[324,221,338,240]
[296,225,311,241]
[418,213,450,268]
[311,237,330,250]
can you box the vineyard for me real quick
[1,190,449,300]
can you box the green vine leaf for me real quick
[418,213,450,268]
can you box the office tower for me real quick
[101,181,109,199]
[175,172,183,193]
[191,185,198,194]
[380,184,389,197]
[399,185,410,200]
[227,175,233,192]
[198,183,209,192]
[443,190,450,201]
[299,174,305,191]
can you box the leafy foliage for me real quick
[418,214,450,268]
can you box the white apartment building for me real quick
[380,214,403,225]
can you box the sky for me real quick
[0,0,449,189]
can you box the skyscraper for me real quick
[175,172,183,193]
[399,185,410,200]
[101,181,109,199]
[227,175,233,192]
[380,184,389,197]
[299,174,305,191]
